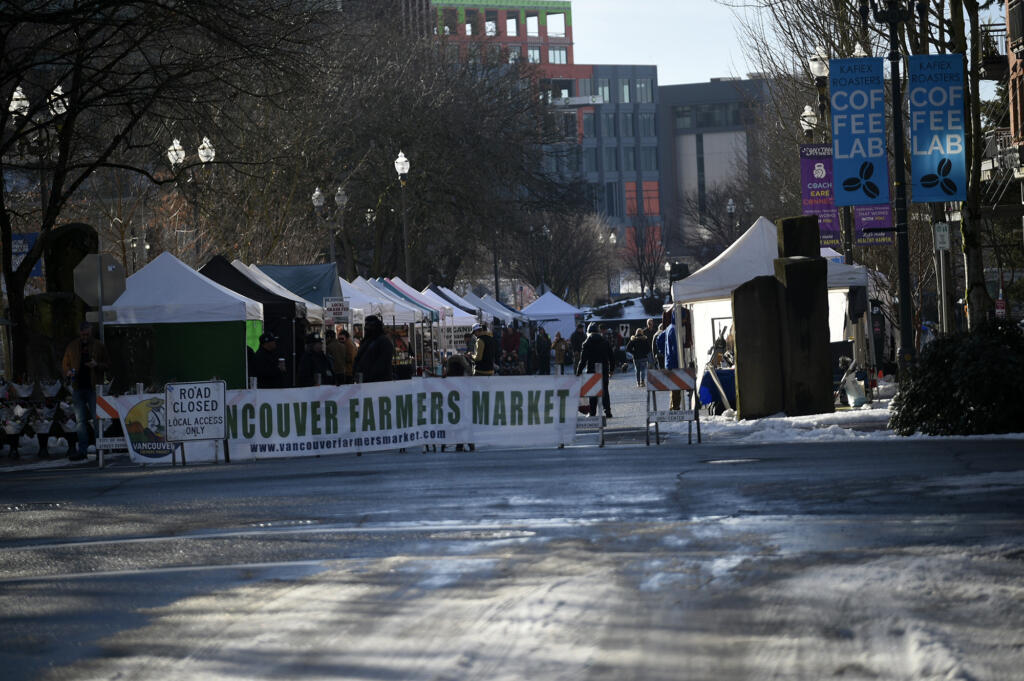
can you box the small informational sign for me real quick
[908,54,967,203]
[164,380,226,442]
[11,233,43,277]
[96,437,127,450]
[322,296,349,325]
[995,299,1006,318]
[830,57,891,207]
[934,222,951,251]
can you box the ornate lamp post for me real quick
[312,186,348,265]
[799,105,818,140]
[394,151,411,281]
[166,137,214,264]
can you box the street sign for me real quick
[934,222,951,251]
[323,296,349,325]
[164,380,227,442]
[73,254,126,307]
[995,299,1006,318]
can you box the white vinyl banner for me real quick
[100,376,581,464]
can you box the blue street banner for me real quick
[12,233,43,277]
[908,54,967,202]
[830,57,890,207]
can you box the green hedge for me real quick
[889,318,1024,436]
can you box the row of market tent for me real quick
[98,251,590,391]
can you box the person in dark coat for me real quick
[250,332,286,389]
[534,327,552,375]
[569,323,587,368]
[575,322,615,418]
[297,334,334,387]
[353,315,394,382]
[625,326,651,388]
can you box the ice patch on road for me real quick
[400,557,499,589]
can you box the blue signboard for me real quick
[829,57,890,207]
[12,233,43,277]
[908,54,967,202]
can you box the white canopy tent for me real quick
[338,277,399,322]
[461,292,519,326]
[349,277,426,324]
[233,259,324,325]
[671,216,870,360]
[114,252,263,323]
[433,286,492,325]
[521,291,585,339]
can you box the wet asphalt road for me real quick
[1,437,1023,680]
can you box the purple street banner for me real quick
[908,54,967,202]
[830,57,891,207]
[800,144,840,247]
[854,205,894,246]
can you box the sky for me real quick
[571,0,753,87]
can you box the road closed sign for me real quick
[165,380,227,442]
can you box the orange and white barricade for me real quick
[575,364,606,447]
[645,368,700,445]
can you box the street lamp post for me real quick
[726,197,737,232]
[394,151,411,281]
[166,137,214,265]
[312,186,348,266]
[859,0,924,372]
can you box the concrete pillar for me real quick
[775,256,834,416]
[733,276,785,419]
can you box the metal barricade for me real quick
[645,368,700,445]
[575,363,606,447]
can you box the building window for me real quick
[547,12,567,38]
[506,13,519,36]
[623,147,636,172]
[583,147,598,173]
[596,79,610,103]
[638,112,656,137]
[640,147,658,171]
[603,147,619,171]
[621,113,634,137]
[675,106,694,129]
[507,46,521,63]
[485,11,498,36]
[601,113,617,137]
[548,47,568,64]
[527,46,541,64]
[582,112,595,137]
[618,79,631,104]
[578,79,592,97]
[636,78,653,103]
[605,181,620,216]
[561,111,577,138]
[526,13,540,36]
[567,147,581,173]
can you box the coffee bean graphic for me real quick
[863,181,880,199]
[941,178,957,195]
[843,177,862,192]
[859,162,874,180]
[921,174,939,188]
[938,158,952,177]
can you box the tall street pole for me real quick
[400,180,410,281]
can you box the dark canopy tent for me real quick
[199,255,309,387]
[255,263,341,308]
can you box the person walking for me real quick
[575,322,615,418]
[470,322,497,376]
[326,328,357,384]
[61,322,109,461]
[552,332,569,374]
[625,327,651,388]
[534,327,552,375]
[353,315,394,382]
[656,311,683,410]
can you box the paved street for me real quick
[2,393,1023,681]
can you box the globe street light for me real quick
[312,185,348,265]
[800,104,818,140]
[166,137,214,264]
[394,151,411,281]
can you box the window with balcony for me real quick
[621,113,635,137]
[619,79,631,104]
[596,79,610,103]
[638,112,656,137]
[640,147,658,171]
[601,113,617,137]
[603,147,619,171]
[582,112,595,137]
[623,147,636,172]
[636,78,653,103]
[578,79,592,97]
[549,47,568,64]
